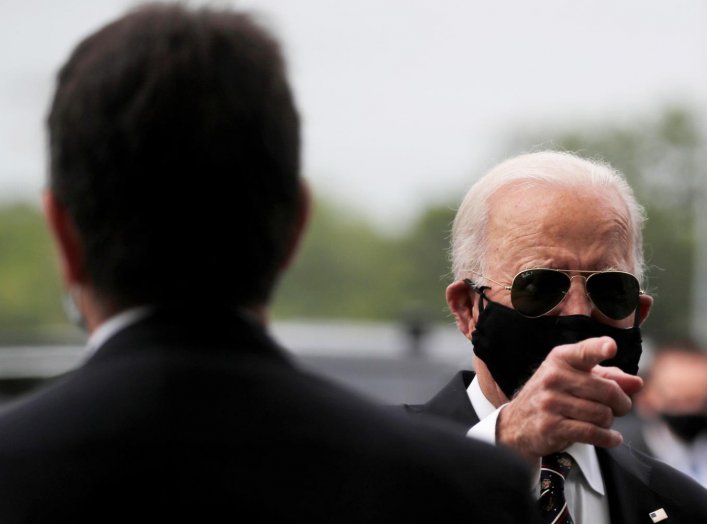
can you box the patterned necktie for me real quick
[538,452,574,524]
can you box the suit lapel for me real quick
[597,447,649,524]
[598,446,693,524]
[422,371,479,430]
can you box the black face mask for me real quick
[662,414,707,443]
[471,290,643,399]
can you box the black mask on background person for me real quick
[662,414,707,443]
[470,289,643,399]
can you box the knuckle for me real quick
[538,366,564,390]
[600,379,623,405]
[614,399,631,417]
[607,388,630,413]
[597,406,614,428]
[536,391,559,413]
[576,423,600,444]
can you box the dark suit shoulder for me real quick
[0,320,536,523]
[276,367,537,520]
[638,450,707,519]
[401,370,479,434]
[600,445,707,522]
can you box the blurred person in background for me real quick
[616,342,707,486]
[0,4,537,522]
[404,151,707,523]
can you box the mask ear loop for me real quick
[632,304,641,328]
[463,278,490,313]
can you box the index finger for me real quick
[551,336,618,372]
[593,365,643,397]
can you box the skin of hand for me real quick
[496,336,644,462]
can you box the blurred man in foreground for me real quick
[405,151,707,523]
[0,4,536,522]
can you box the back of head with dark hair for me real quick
[48,3,301,309]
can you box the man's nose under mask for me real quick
[471,292,643,399]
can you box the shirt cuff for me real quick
[465,403,507,445]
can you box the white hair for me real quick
[450,151,647,284]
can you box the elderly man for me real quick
[0,4,537,522]
[405,151,707,523]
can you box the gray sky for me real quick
[2,0,706,231]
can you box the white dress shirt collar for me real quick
[85,306,153,358]
[565,441,605,495]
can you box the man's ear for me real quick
[446,280,477,340]
[280,180,311,270]
[637,293,653,326]
[43,190,86,287]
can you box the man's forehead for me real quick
[484,181,634,270]
[487,179,626,222]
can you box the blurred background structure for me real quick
[1,0,706,404]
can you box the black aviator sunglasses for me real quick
[464,268,644,320]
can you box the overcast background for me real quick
[1,0,706,232]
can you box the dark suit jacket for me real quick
[404,371,707,524]
[0,309,536,523]
[612,410,654,457]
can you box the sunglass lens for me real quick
[511,269,569,317]
[586,272,640,320]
